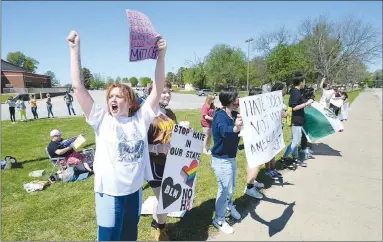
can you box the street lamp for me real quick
[245,38,254,92]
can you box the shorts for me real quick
[148,161,165,188]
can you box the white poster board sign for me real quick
[157,125,204,214]
[239,91,285,168]
[141,196,186,217]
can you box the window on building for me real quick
[25,81,32,87]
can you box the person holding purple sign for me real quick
[66,29,167,241]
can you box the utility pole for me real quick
[245,38,254,92]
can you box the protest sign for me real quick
[157,125,204,214]
[126,9,159,62]
[339,102,349,120]
[239,91,285,168]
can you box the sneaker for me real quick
[281,158,295,168]
[266,170,279,180]
[244,186,263,199]
[254,182,264,189]
[227,205,241,220]
[212,219,234,234]
[152,228,169,241]
[295,159,307,167]
[272,169,283,178]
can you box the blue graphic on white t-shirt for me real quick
[116,125,144,164]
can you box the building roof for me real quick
[1,59,29,72]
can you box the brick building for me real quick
[1,59,51,93]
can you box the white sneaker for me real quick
[244,187,263,199]
[212,219,234,234]
[227,205,241,220]
[254,182,264,189]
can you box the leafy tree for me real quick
[166,72,177,83]
[129,77,138,87]
[7,51,39,73]
[184,58,207,89]
[106,76,114,87]
[205,44,247,90]
[139,77,152,87]
[115,76,121,84]
[44,70,60,87]
[90,73,106,89]
[81,67,93,89]
[176,67,187,85]
[122,77,130,83]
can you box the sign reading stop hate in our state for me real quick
[126,9,159,62]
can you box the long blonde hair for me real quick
[205,94,215,107]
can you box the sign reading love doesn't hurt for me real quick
[126,9,159,62]
[157,125,205,214]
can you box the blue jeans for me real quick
[95,189,142,241]
[283,126,303,159]
[210,157,237,222]
[47,105,54,117]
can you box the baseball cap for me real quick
[50,129,62,137]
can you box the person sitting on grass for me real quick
[47,129,93,173]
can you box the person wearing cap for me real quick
[47,129,93,173]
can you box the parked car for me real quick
[196,89,215,96]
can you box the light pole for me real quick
[245,38,254,92]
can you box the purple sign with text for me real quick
[126,9,159,62]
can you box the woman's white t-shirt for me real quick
[86,101,159,196]
[319,89,334,108]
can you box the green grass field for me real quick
[0,89,362,240]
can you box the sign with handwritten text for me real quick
[157,125,204,214]
[126,9,159,62]
[239,91,285,168]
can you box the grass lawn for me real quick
[1,94,17,104]
[1,89,362,240]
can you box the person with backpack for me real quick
[64,91,76,115]
[282,72,313,168]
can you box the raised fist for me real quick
[155,34,167,58]
[67,30,80,51]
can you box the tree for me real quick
[115,76,121,84]
[205,44,247,90]
[184,56,207,89]
[90,73,106,89]
[139,77,152,87]
[106,76,114,87]
[64,84,72,88]
[122,77,130,83]
[176,67,187,85]
[44,70,60,87]
[299,15,382,83]
[166,72,177,83]
[254,26,293,57]
[81,67,93,89]
[129,77,138,87]
[7,51,39,73]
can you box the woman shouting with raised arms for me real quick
[67,30,167,241]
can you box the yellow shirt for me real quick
[30,99,37,107]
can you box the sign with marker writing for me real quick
[239,91,285,168]
[157,124,204,214]
[126,9,159,62]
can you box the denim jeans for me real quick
[283,126,303,159]
[95,189,142,241]
[210,157,237,222]
[47,105,54,117]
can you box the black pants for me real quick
[330,104,340,116]
[9,107,15,122]
[301,131,308,150]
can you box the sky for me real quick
[2,1,382,85]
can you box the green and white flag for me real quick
[303,102,344,142]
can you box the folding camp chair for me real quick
[45,147,66,177]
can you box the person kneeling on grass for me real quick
[47,129,93,173]
[147,81,177,241]
[211,87,243,234]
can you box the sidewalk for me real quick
[209,90,382,241]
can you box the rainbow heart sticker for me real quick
[181,160,199,187]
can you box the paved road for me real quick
[209,90,382,241]
[1,91,221,121]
